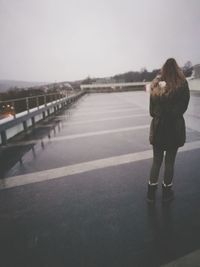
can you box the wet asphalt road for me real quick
[0,91,200,267]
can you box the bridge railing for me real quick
[0,92,73,118]
[0,90,85,145]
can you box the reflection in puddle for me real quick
[146,202,178,264]
[0,113,68,179]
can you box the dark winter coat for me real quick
[149,77,190,149]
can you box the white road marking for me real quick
[1,140,200,190]
[185,116,200,133]
[7,124,150,146]
[43,113,149,127]
[56,107,142,117]
[33,114,149,129]
[68,113,149,124]
[161,248,200,267]
[72,104,135,111]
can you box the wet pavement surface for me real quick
[0,91,200,267]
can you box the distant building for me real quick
[81,82,147,93]
[192,64,200,79]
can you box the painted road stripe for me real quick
[67,113,149,124]
[38,113,149,128]
[34,114,149,128]
[7,125,150,147]
[1,140,200,190]
[34,122,195,135]
[78,105,134,110]
[57,107,142,117]
[72,104,135,111]
[161,248,200,267]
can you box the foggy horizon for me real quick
[0,60,195,84]
[0,0,200,83]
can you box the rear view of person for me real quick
[147,58,190,203]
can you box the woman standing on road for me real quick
[147,58,190,203]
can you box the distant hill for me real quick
[0,80,48,92]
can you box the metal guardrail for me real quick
[0,91,85,145]
[80,82,147,93]
[81,82,147,89]
[0,92,70,118]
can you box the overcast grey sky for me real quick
[0,0,200,82]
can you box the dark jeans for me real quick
[149,146,178,185]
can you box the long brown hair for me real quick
[160,58,186,91]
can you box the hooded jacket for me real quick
[149,76,190,149]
